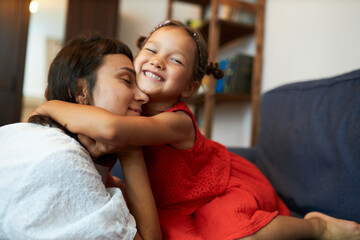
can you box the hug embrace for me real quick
[1,19,359,239]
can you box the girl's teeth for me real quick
[145,71,162,81]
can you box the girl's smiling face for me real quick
[134,26,198,105]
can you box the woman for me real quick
[0,35,161,240]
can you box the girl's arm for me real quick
[119,147,162,240]
[31,100,195,150]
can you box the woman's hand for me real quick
[105,174,126,198]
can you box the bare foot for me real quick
[305,212,360,240]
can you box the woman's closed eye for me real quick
[115,68,136,86]
[122,78,132,85]
[117,74,134,85]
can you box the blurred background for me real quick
[1,0,360,147]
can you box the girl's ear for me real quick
[181,81,200,99]
[75,79,89,105]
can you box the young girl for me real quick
[32,20,360,239]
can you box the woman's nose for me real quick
[134,87,149,104]
[150,57,165,70]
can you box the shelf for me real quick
[168,0,265,145]
[171,0,210,8]
[220,0,257,13]
[172,0,258,13]
[198,20,254,47]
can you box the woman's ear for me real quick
[181,81,200,99]
[44,86,49,100]
[75,79,89,105]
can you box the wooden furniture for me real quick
[0,0,31,126]
[65,0,119,42]
[167,0,265,146]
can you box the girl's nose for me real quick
[134,86,149,104]
[150,57,165,70]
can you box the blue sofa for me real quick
[229,68,360,222]
[112,68,360,222]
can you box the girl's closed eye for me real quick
[145,48,156,54]
[171,58,183,65]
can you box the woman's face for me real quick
[91,54,149,116]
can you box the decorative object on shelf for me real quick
[216,54,253,95]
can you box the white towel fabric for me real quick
[0,123,136,239]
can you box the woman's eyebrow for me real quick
[118,67,136,76]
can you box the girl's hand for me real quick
[26,103,47,121]
[78,134,125,158]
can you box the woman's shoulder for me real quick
[0,124,136,239]
[1,122,90,167]
[0,122,99,200]
[0,122,67,137]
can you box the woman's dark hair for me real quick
[29,34,133,132]
[47,34,133,103]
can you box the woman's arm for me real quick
[119,147,162,240]
[31,100,195,150]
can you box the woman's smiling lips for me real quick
[128,107,142,115]
[143,70,164,82]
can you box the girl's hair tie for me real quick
[136,36,146,49]
[206,62,224,79]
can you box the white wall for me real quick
[23,0,360,147]
[118,0,201,55]
[23,0,67,98]
[262,0,360,92]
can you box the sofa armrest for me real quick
[255,68,360,222]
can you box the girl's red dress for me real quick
[144,102,290,240]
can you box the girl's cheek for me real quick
[133,61,140,73]
[135,60,144,73]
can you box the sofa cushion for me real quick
[256,69,360,221]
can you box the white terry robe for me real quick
[0,123,137,240]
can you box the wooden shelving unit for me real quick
[167,0,265,146]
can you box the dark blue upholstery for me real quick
[237,69,360,221]
[111,160,124,181]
